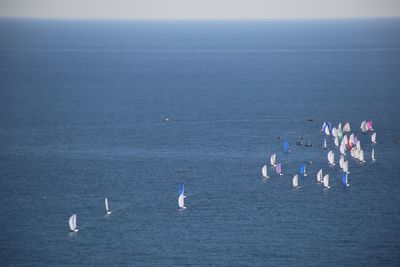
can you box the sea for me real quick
[0,18,400,266]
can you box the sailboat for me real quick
[372,148,376,162]
[69,214,78,232]
[283,142,290,153]
[342,173,350,187]
[371,132,377,144]
[323,138,327,149]
[317,169,323,183]
[261,164,268,178]
[343,160,349,174]
[334,136,339,147]
[323,174,330,189]
[367,120,374,131]
[356,140,361,151]
[292,174,299,188]
[300,163,307,176]
[340,143,346,155]
[178,182,186,209]
[327,150,335,165]
[343,122,351,132]
[360,120,368,132]
[275,163,283,176]
[339,156,345,169]
[270,153,276,167]
[359,150,365,163]
[105,198,112,215]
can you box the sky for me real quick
[0,0,399,20]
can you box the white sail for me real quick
[343,160,349,173]
[105,198,111,214]
[323,174,330,188]
[292,174,299,188]
[332,127,338,137]
[372,148,376,161]
[270,153,276,166]
[178,194,185,209]
[359,150,365,162]
[339,156,345,169]
[360,120,368,132]
[317,169,323,182]
[338,122,342,132]
[356,140,361,151]
[342,135,348,147]
[334,136,339,147]
[323,138,327,149]
[327,150,335,165]
[261,164,268,178]
[69,214,77,232]
[340,144,346,155]
[324,125,330,136]
[371,132,377,143]
[343,122,351,132]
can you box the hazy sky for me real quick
[0,0,399,20]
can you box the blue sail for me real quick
[342,173,347,186]
[300,163,305,176]
[283,142,289,153]
[178,182,185,196]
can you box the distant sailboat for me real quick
[323,138,327,149]
[332,127,338,137]
[275,163,283,176]
[343,160,349,173]
[359,150,365,163]
[317,169,323,183]
[261,164,268,178]
[360,120,368,132]
[292,174,299,188]
[105,198,112,215]
[372,148,376,161]
[327,150,335,165]
[270,153,276,167]
[283,142,290,153]
[367,120,374,131]
[300,163,307,176]
[69,214,78,232]
[339,156,345,169]
[343,122,351,132]
[356,140,361,151]
[371,132,377,144]
[340,143,346,155]
[334,136,339,147]
[342,173,350,187]
[323,174,330,189]
[178,182,186,209]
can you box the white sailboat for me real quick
[343,160,349,173]
[340,143,346,155]
[332,127,338,137]
[342,173,350,187]
[323,138,327,149]
[372,148,376,161]
[334,136,339,147]
[371,132,377,144]
[105,198,112,214]
[349,134,355,145]
[292,174,299,188]
[356,140,361,151]
[359,150,365,163]
[317,169,323,183]
[261,164,268,178]
[339,156,345,169]
[178,194,186,209]
[343,122,351,132]
[323,174,330,189]
[69,214,78,232]
[327,150,335,165]
[270,153,276,167]
[360,120,368,132]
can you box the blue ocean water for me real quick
[0,18,400,266]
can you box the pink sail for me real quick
[275,163,282,174]
[367,120,373,130]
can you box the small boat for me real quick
[360,120,368,132]
[371,132,377,144]
[359,150,365,163]
[270,153,276,167]
[105,197,112,215]
[275,163,283,176]
[349,134,355,145]
[317,169,323,183]
[261,164,268,178]
[372,148,376,161]
[367,120,374,131]
[332,127,338,137]
[178,182,186,209]
[327,150,335,165]
[283,141,290,153]
[323,139,327,149]
[69,214,78,232]
[292,174,299,188]
[334,136,339,147]
[343,160,349,173]
[342,173,350,187]
[323,174,330,189]
[339,156,345,169]
[343,122,351,132]
[340,143,346,155]
[300,163,307,176]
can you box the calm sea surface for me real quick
[0,18,400,266]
